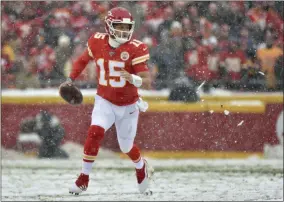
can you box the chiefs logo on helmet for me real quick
[105,7,135,44]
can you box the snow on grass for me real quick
[2,165,283,201]
[2,144,283,201]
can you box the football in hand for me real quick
[59,84,83,105]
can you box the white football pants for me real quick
[91,95,139,153]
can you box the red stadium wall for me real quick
[2,102,283,157]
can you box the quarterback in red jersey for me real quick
[61,7,154,195]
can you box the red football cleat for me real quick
[135,159,154,193]
[69,173,89,195]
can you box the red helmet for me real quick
[105,7,135,44]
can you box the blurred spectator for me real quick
[188,5,199,23]
[247,4,267,30]
[240,50,266,91]
[14,12,43,56]
[2,38,15,63]
[17,110,68,159]
[168,76,200,102]
[264,4,283,38]
[172,1,187,22]
[70,2,90,33]
[118,1,144,31]
[200,18,218,47]
[185,42,220,92]
[14,59,41,89]
[1,37,18,88]
[274,55,283,91]
[35,110,68,158]
[1,49,16,88]
[142,36,158,88]
[1,1,283,92]
[226,1,246,38]
[216,24,230,52]
[88,2,109,34]
[239,27,254,55]
[256,37,283,90]
[49,34,73,86]
[205,3,221,25]
[44,2,75,48]
[154,21,184,89]
[29,35,56,88]
[155,5,174,42]
[219,41,247,90]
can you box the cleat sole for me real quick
[69,191,80,195]
[144,190,153,196]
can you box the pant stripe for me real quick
[83,154,96,161]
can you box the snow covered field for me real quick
[2,150,283,201]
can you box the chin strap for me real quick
[108,37,120,48]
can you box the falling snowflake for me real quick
[237,120,244,126]
[258,71,265,75]
[196,81,206,92]
[224,110,230,115]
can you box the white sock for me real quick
[135,158,144,169]
[81,161,93,175]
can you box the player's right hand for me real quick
[59,78,83,105]
[60,78,73,88]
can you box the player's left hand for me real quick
[120,69,133,83]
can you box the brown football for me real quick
[59,84,83,105]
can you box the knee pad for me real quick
[87,125,105,142]
[119,142,133,154]
[84,125,105,157]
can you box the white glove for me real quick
[136,97,148,112]
[131,74,142,88]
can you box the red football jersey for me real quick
[184,45,220,81]
[219,50,246,81]
[76,32,149,106]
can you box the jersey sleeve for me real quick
[87,34,96,58]
[86,32,107,58]
[131,43,150,73]
[69,49,92,80]
[70,32,106,80]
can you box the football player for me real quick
[60,7,154,195]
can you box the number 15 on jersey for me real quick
[96,58,127,88]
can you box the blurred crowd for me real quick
[1,1,283,92]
